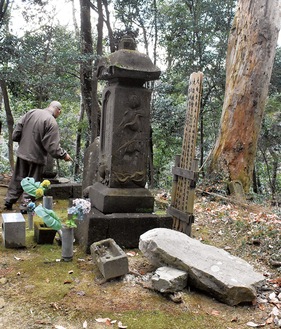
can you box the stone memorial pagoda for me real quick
[77,36,172,251]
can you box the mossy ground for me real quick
[0,185,280,328]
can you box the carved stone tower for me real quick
[89,36,161,213]
[77,36,172,250]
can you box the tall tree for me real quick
[75,0,103,176]
[0,0,9,26]
[256,94,281,198]
[2,26,80,104]
[79,0,94,142]
[0,80,14,169]
[152,0,235,187]
[208,0,281,192]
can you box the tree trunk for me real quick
[80,0,94,143]
[90,0,103,141]
[0,0,9,26]
[208,0,280,192]
[74,105,84,178]
[102,0,116,53]
[0,80,14,170]
[70,0,79,39]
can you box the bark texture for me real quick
[209,0,281,192]
[0,80,14,170]
[80,0,94,140]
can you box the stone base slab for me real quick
[75,207,173,252]
[89,182,154,214]
[46,183,82,199]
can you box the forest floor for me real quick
[0,176,281,329]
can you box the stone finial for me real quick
[118,36,137,50]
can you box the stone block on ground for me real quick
[139,228,265,306]
[90,238,129,280]
[2,213,26,248]
[152,266,188,293]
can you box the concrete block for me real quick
[2,213,26,248]
[90,238,129,280]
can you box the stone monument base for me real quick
[75,207,173,252]
[89,182,154,214]
[46,182,82,199]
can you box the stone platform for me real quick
[75,207,173,252]
[89,182,154,214]
[45,182,82,199]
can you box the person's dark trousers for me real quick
[5,157,44,207]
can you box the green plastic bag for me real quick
[34,205,62,230]
[21,177,41,197]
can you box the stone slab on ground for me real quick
[139,228,265,306]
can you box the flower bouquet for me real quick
[34,198,91,230]
[34,198,91,261]
[21,177,51,199]
[21,177,51,230]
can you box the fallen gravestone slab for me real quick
[139,228,265,306]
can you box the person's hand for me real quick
[64,153,73,162]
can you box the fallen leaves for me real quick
[269,278,281,287]
[246,321,266,327]
[95,318,127,328]
[126,251,137,257]
[118,321,128,328]
[211,309,220,316]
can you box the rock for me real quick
[152,266,188,293]
[139,228,265,306]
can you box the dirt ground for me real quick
[0,180,281,329]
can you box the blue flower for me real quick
[27,202,36,213]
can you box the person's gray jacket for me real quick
[12,107,67,165]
